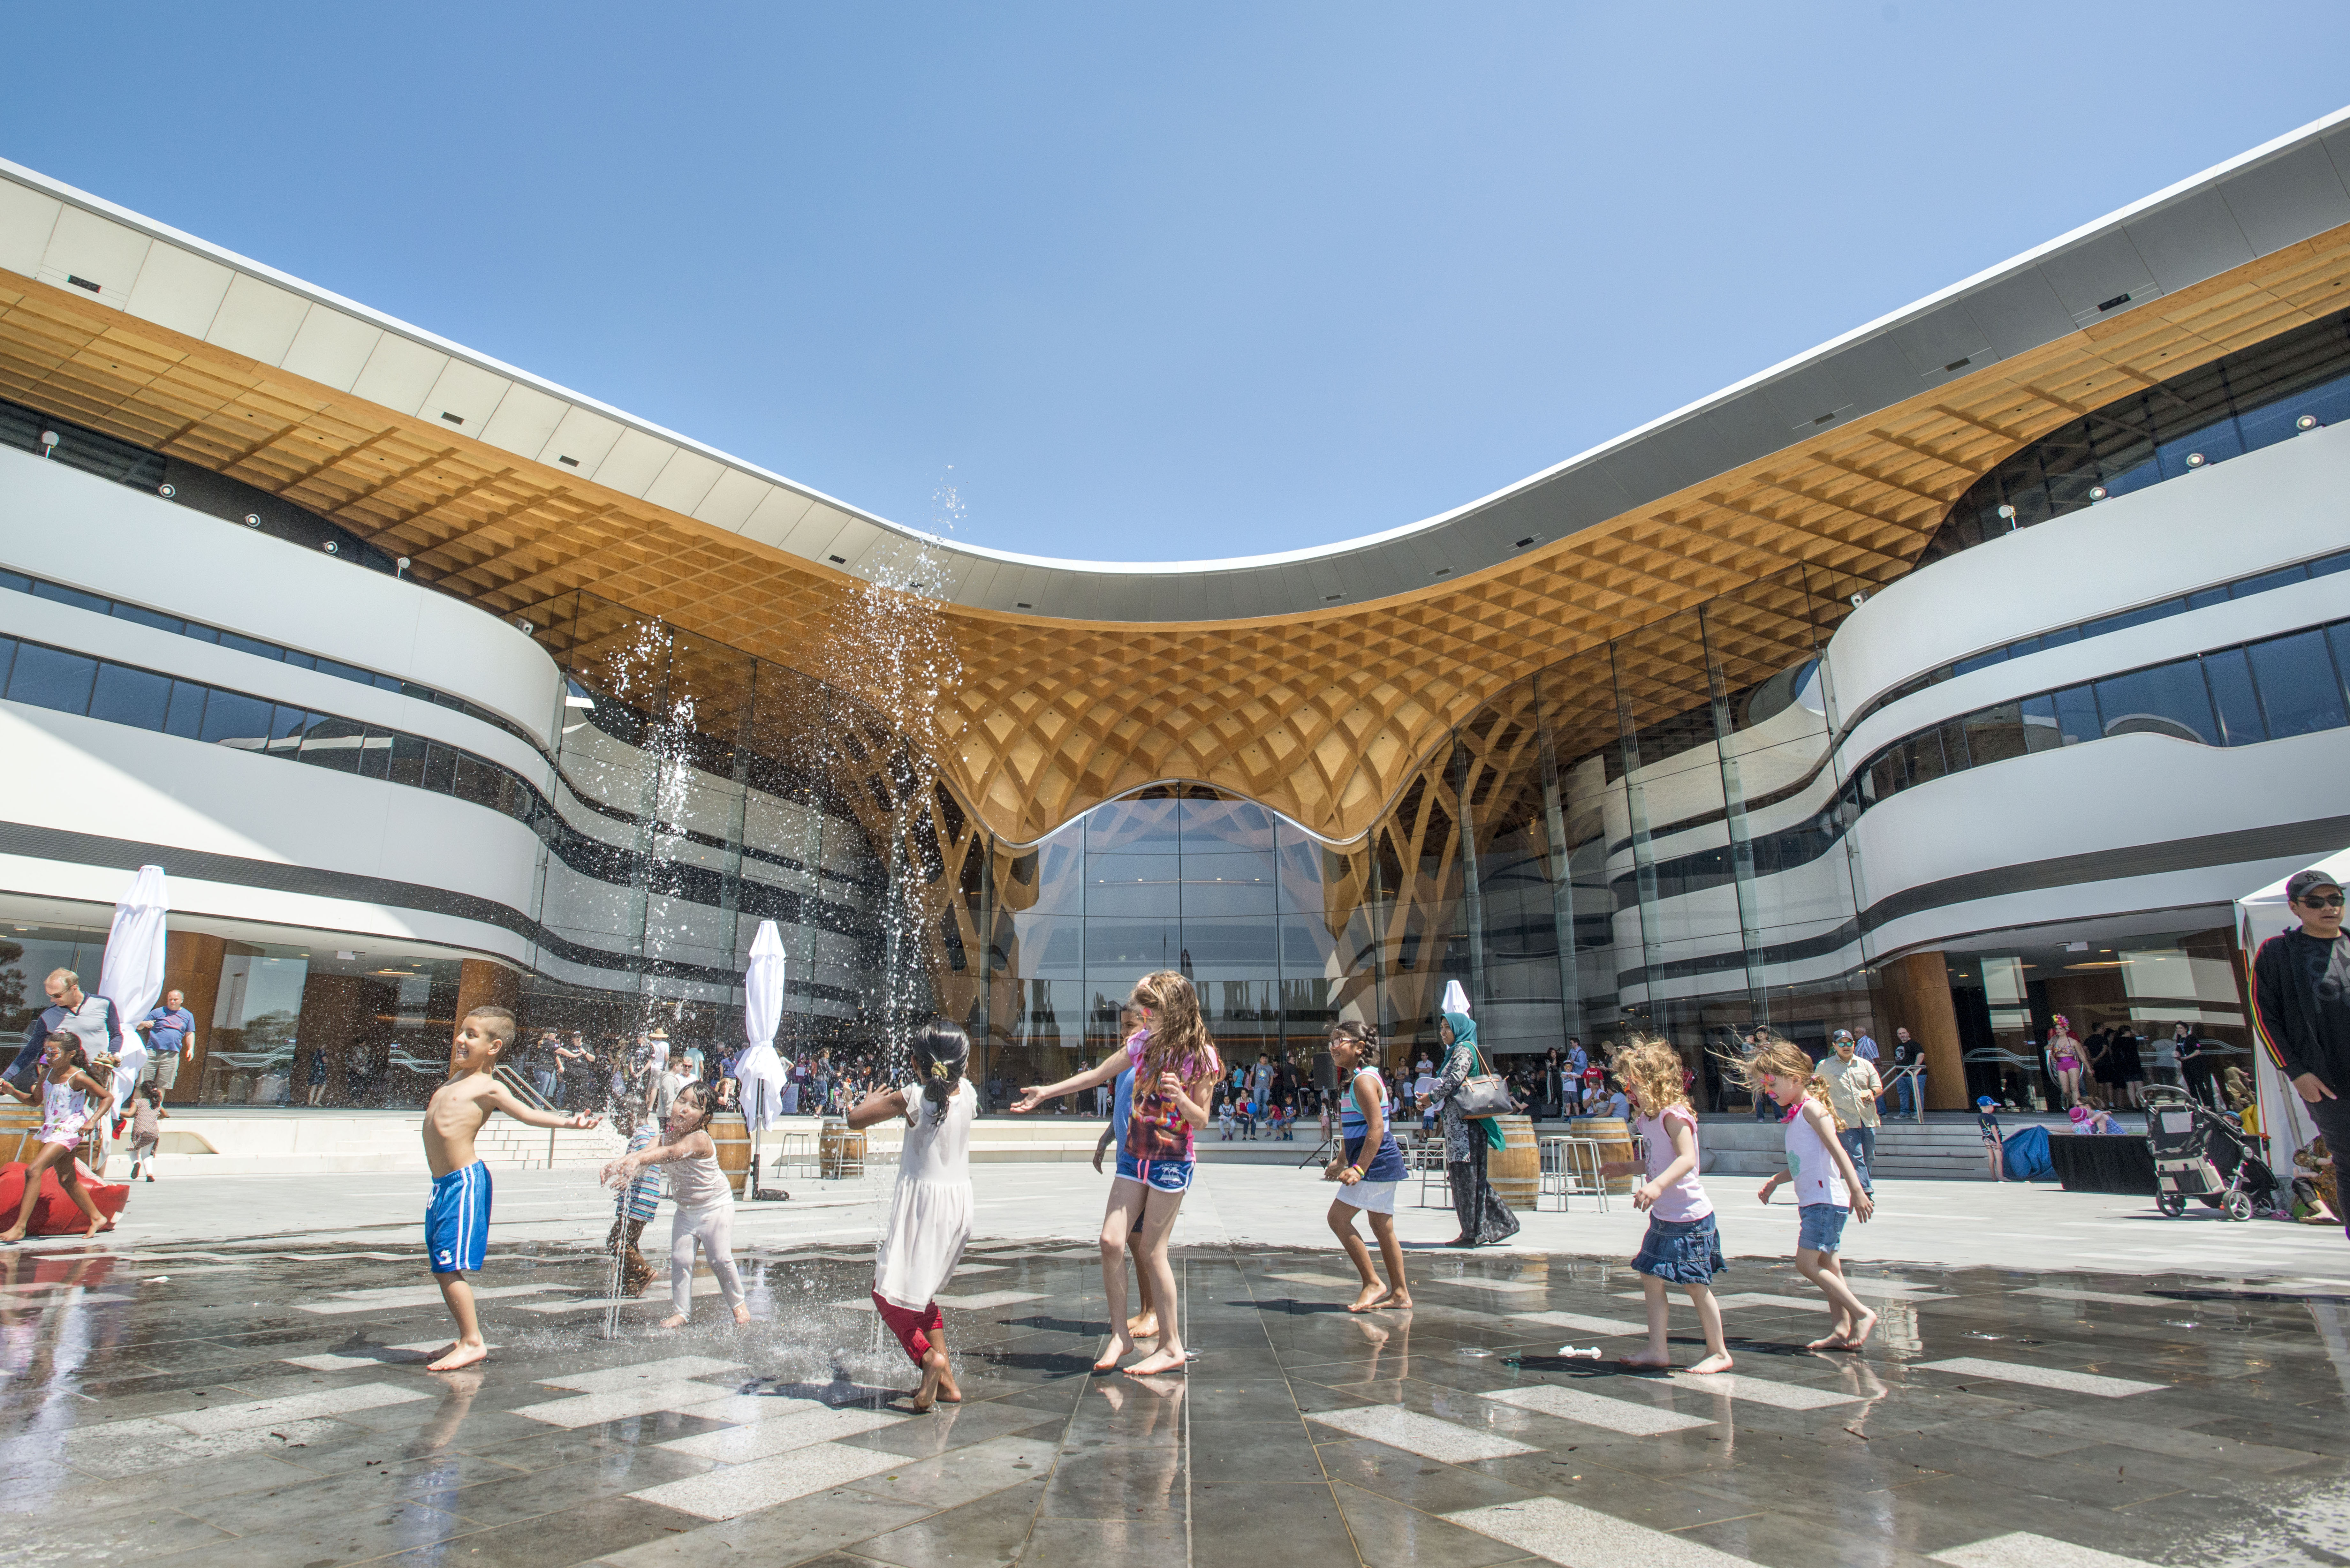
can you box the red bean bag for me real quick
[0,1162,128,1235]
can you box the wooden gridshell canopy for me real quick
[6,220,2350,851]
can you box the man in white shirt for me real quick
[1819,1036,1883,1195]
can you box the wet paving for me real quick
[0,1237,2344,1567]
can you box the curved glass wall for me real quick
[1927,308,2350,562]
[967,785,1375,1097]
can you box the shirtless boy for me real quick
[421,1006,598,1371]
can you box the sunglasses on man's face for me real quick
[2300,893,2347,909]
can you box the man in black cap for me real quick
[2250,865,2350,1236]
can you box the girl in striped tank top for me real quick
[1323,1021,1411,1313]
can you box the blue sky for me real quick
[4,5,2346,562]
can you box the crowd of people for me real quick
[415,853,2350,1402]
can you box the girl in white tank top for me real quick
[0,1034,116,1241]
[601,1081,747,1329]
[1742,1037,1878,1353]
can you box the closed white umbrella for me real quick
[735,921,789,1197]
[98,864,170,1115]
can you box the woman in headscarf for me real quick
[1433,1012,1520,1247]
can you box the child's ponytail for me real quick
[911,1019,970,1127]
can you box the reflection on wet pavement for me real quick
[0,1239,2340,1565]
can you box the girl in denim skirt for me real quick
[1604,1037,1731,1374]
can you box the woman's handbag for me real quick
[1452,1044,1513,1119]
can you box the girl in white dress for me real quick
[849,1020,975,1411]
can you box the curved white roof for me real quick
[5,103,2350,622]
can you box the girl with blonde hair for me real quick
[1733,1033,1878,1350]
[1601,1037,1729,1373]
[1015,970,1220,1376]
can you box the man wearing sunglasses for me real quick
[2252,866,2350,1235]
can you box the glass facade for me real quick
[1928,308,2350,561]
[964,562,1897,1102]
[967,786,1373,1097]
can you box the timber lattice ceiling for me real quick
[5,220,2349,843]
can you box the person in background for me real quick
[1564,1037,1589,1115]
[2175,1023,2217,1108]
[2066,1103,2120,1135]
[1605,1081,1631,1120]
[1977,1095,2006,1181]
[1885,1027,1923,1119]
[1818,1034,1883,1196]
[2111,1024,2147,1108]
[126,1084,167,1182]
[134,989,196,1101]
[1853,1028,1880,1064]
[2045,1014,2086,1108]
[1743,1028,1779,1120]
[2084,1027,2116,1109]
[306,1045,330,1106]
[8,969,121,1096]
[1432,1011,1520,1248]
[529,1030,561,1103]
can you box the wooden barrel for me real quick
[1488,1114,1539,1211]
[1570,1116,1639,1193]
[0,1103,40,1166]
[710,1111,752,1197]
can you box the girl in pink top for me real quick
[1602,1038,1730,1373]
[1015,969,1220,1378]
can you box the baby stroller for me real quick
[2144,1084,2276,1220]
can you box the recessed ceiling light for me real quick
[440,411,464,425]
[1323,593,1342,602]
[1514,536,1538,548]
[557,455,580,468]
[1016,602,1032,609]
[828,555,847,565]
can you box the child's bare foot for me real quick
[1380,1291,1412,1311]
[912,1348,946,1412]
[659,1314,689,1329]
[1840,1309,1878,1351]
[1805,1330,1849,1351]
[425,1340,488,1372]
[1687,1352,1734,1375]
[1123,1345,1187,1376]
[1618,1349,1672,1368]
[0,1229,26,1246]
[1346,1283,1392,1313]
[732,1304,752,1326]
[1126,1312,1159,1339]
[1093,1332,1136,1373]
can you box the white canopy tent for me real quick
[96,864,169,1115]
[2233,845,2350,1178]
